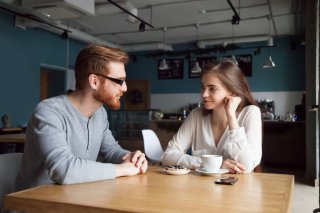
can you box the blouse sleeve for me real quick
[161,110,202,169]
[223,105,262,172]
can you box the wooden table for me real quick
[0,133,26,143]
[4,166,294,213]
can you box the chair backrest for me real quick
[141,129,164,163]
[254,164,262,172]
[0,153,23,209]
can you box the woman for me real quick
[161,58,262,173]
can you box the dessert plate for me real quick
[195,168,229,176]
[163,168,191,175]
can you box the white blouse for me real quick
[161,105,262,172]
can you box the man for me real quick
[15,45,148,191]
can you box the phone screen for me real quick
[215,177,238,185]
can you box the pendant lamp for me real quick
[191,60,202,73]
[231,24,238,65]
[263,56,276,68]
[231,55,238,65]
[158,27,169,70]
[159,58,169,70]
[191,23,202,73]
[262,16,276,68]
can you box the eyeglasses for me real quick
[92,73,125,86]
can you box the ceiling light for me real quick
[139,22,145,32]
[159,59,169,70]
[230,22,238,65]
[158,27,169,70]
[227,0,240,25]
[191,60,202,73]
[267,36,274,46]
[262,16,276,69]
[41,12,51,18]
[231,55,238,65]
[124,1,138,23]
[107,0,154,30]
[263,56,276,68]
[232,15,240,25]
[127,8,138,23]
[191,24,202,73]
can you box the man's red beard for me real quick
[93,87,123,110]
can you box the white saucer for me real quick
[195,168,229,176]
[163,168,191,175]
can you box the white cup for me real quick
[201,155,222,172]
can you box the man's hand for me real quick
[114,162,140,177]
[122,150,148,174]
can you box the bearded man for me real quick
[15,45,148,191]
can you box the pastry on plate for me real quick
[164,165,187,171]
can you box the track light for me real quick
[61,30,68,39]
[232,15,240,25]
[139,22,145,32]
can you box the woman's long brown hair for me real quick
[200,58,257,114]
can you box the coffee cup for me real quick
[201,155,222,172]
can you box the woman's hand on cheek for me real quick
[224,96,242,116]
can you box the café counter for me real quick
[262,120,306,168]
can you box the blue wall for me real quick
[0,11,85,126]
[126,37,305,93]
[0,9,306,127]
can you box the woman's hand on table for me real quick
[222,159,246,173]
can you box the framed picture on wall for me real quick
[189,56,216,78]
[158,58,184,79]
[225,55,252,76]
[237,55,252,76]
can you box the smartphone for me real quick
[215,177,238,185]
